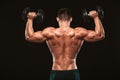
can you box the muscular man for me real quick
[25,8,105,80]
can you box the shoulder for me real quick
[42,26,56,33]
[74,27,88,38]
[75,27,87,31]
[43,26,56,31]
[42,26,56,37]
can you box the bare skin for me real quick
[25,11,105,70]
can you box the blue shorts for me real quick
[50,69,80,80]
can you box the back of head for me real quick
[57,8,72,21]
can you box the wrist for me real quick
[27,19,33,21]
[93,16,99,20]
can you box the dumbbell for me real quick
[22,7,44,24]
[82,6,104,23]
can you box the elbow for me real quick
[101,34,105,40]
[25,32,31,41]
[99,35,105,41]
[96,31,105,40]
[100,32,105,40]
[25,37,30,41]
[25,35,33,42]
[97,34,105,41]
[25,36,31,41]
[25,34,29,41]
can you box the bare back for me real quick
[46,27,84,70]
[25,10,105,70]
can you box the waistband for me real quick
[51,69,79,72]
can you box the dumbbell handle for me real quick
[22,7,44,24]
[82,6,104,23]
[27,12,37,20]
[88,11,99,18]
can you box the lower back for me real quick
[52,57,77,70]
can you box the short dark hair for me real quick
[57,8,72,21]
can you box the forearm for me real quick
[94,17,105,37]
[25,19,34,38]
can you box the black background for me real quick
[0,0,120,80]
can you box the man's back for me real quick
[46,27,84,70]
[25,8,105,80]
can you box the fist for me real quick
[27,12,37,19]
[88,10,99,18]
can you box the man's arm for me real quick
[25,12,46,43]
[83,10,105,42]
[75,10,105,42]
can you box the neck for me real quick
[58,21,70,28]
